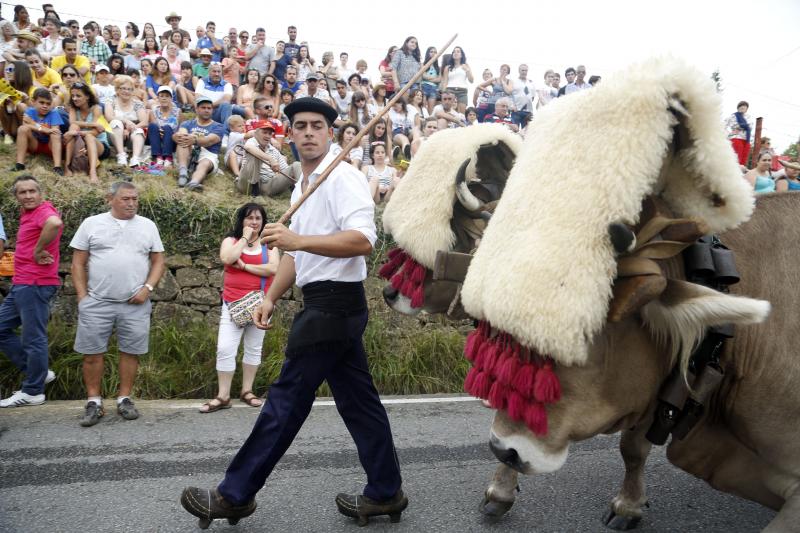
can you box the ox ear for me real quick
[641,280,770,339]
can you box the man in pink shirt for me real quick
[0,175,63,408]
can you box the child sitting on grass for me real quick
[224,115,246,177]
[13,88,63,175]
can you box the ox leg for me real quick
[667,423,786,511]
[479,463,519,519]
[603,425,652,530]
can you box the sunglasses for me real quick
[62,71,77,77]
[264,80,275,84]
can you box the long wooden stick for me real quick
[276,33,458,225]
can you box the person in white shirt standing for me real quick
[511,63,536,127]
[180,98,407,529]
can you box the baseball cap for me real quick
[95,64,110,73]
[157,85,173,96]
[195,95,213,105]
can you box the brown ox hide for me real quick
[486,192,800,531]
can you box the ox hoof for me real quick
[602,508,641,530]
[479,495,514,519]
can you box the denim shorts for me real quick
[421,83,438,99]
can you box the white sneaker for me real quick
[0,390,45,407]
[129,156,141,168]
[116,153,128,166]
[46,369,56,385]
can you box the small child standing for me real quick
[13,88,63,175]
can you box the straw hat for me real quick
[164,12,182,23]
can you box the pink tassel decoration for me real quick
[488,381,508,410]
[463,366,480,395]
[410,283,424,308]
[511,363,537,399]
[474,371,492,399]
[507,391,526,422]
[379,250,407,280]
[524,402,548,436]
[410,261,426,285]
[533,361,562,404]
[495,352,519,387]
[483,339,501,375]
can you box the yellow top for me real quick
[50,54,92,84]
[34,67,63,89]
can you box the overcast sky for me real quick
[22,0,800,151]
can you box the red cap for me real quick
[246,118,284,135]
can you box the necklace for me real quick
[246,237,258,247]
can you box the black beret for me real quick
[284,97,339,125]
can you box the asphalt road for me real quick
[0,396,774,532]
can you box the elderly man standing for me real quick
[70,182,165,427]
[0,176,62,408]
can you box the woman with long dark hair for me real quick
[379,45,397,98]
[347,90,374,131]
[420,46,440,115]
[123,22,139,51]
[256,73,280,118]
[441,46,473,114]
[0,60,33,142]
[107,54,125,76]
[200,203,279,413]
[390,36,421,91]
[64,82,110,183]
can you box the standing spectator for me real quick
[511,64,536,126]
[199,202,279,413]
[244,28,274,75]
[331,79,352,122]
[557,67,576,97]
[148,86,179,167]
[473,68,493,122]
[234,120,291,197]
[284,26,300,60]
[390,36,421,91]
[195,63,246,128]
[173,96,225,190]
[80,23,112,69]
[0,176,62,408]
[743,152,775,194]
[222,47,242,90]
[122,22,139,51]
[564,64,591,94]
[271,41,292,83]
[318,51,339,90]
[12,88,63,174]
[478,65,513,119]
[105,75,148,167]
[11,5,33,33]
[161,12,189,45]
[293,45,315,81]
[338,52,354,82]
[725,101,753,167]
[196,22,224,63]
[536,69,558,109]
[420,46,441,115]
[441,46,473,114]
[64,81,110,183]
[378,46,397,98]
[70,182,166,426]
[236,31,249,67]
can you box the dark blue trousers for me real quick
[218,309,402,505]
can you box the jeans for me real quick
[0,284,57,395]
[212,104,247,132]
[148,124,175,158]
[512,110,531,128]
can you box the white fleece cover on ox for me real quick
[382,123,523,269]
[461,57,755,366]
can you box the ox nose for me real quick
[382,284,399,305]
[489,438,524,472]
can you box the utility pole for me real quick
[750,117,763,168]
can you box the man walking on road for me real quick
[70,182,165,426]
[181,98,407,528]
[0,176,62,408]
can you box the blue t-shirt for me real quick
[146,75,178,102]
[273,54,293,82]
[179,119,225,154]
[25,107,64,142]
[196,36,223,62]
[284,42,300,60]
[281,80,303,94]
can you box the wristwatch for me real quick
[144,283,154,291]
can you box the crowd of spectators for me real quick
[0,5,614,202]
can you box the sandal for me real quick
[240,391,263,408]
[199,397,232,413]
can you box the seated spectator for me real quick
[91,64,116,107]
[478,65,512,119]
[433,90,466,130]
[388,98,413,160]
[176,61,195,111]
[0,60,34,143]
[234,119,290,197]
[147,86,179,168]
[24,49,63,96]
[348,90,375,131]
[330,79,352,124]
[744,151,776,194]
[236,69,261,117]
[2,28,40,64]
[294,73,330,102]
[225,115,246,176]
[123,41,144,72]
[39,17,63,61]
[105,75,148,167]
[407,88,428,131]
[162,42,183,79]
[465,107,478,126]
[364,141,398,204]
[330,122,363,169]
[372,83,388,110]
[173,96,225,191]
[776,160,800,192]
[107,54,125,76]
[484,97,519,133]
[51,37,91,83]
[280,65,303,94]
[411,117,439,157]
[122,22,140,51]
[166,30,190,63]
[192,49,213,84]
[64,82,110,183]
[347,72,362,95]
[256,74,280,118]
[271,41,292,82]
[195,22,224,63]
[12,88,62,174]
[195,62,246,130]
[126,68,149,102]
[0,21,16,60]
[146,57,176,106]
[278,88,293,120]
[54,64,81,113]
[141,36,160,62]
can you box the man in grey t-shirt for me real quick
[70,182,165,427]
[245,27,275,74]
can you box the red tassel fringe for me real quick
[410,283,424,308]
[507,390,526,422]
[533,362,562,404]
[525,402,548,436]
[488,381,508,410]
[464,366,479,395]
[511,363,537,399]
[473,371,492,399]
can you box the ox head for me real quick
[457,57,767,473]
[380,124,522,317]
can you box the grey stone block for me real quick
[152,302,204,326]
[208,268,224,288]
[175,268,207,288]
[151,270,179,302]
[181,287,220,306]
[165,254,193,268]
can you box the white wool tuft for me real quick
[461,57,755,366]
[383,124,523,269]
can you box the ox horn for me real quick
[455,158,483,212]
[608,222,636,254]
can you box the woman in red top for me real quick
[200,203,279,413]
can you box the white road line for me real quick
[165,396,480,410]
